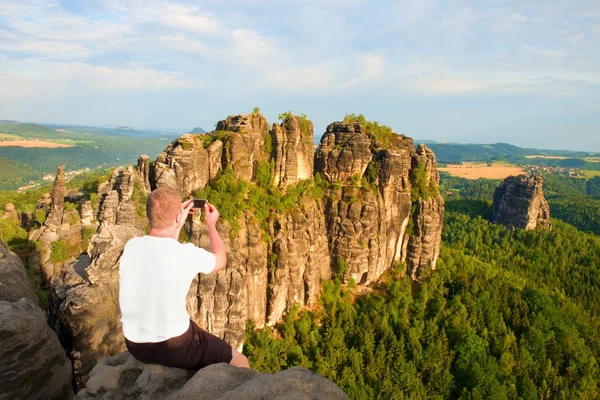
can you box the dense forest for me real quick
[441,173,600,236]
[244,208,600,399]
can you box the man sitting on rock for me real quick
[119,187,249,369]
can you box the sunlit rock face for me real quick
[492,174,552,231]
[33,112,444,389]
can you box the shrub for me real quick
[278,111,293,121]
[35,208,46,224]
[50,240,69,263]
[255,160,273,189]
[343,113,395,147]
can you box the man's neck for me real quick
[148,228,178,240]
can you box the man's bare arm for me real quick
[204,203,227,272]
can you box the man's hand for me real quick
[204,202,220,227]
[179,199,194,228]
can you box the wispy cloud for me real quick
[0,0,599,150]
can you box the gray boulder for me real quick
[0,298,73,400]
[75,352,349,400]
[0,239,37,303]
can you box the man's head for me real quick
[146,187,182,230]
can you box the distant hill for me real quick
[189,127,205,134]
[422,141,596,164]
[0,122,172,190]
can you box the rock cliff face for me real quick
[148,113,444,344]
[271,115,314,187]
[33,112,444,390]
[0,239,73,400]
[75,352,348,400]
[29,165,85,284]
[492,174,552,231]
[47,167,144,388]
[136,155,152,194]
[46,165,66,228]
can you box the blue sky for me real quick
[1,0,599,151]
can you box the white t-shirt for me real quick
[119,235,216,343]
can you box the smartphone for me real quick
[192,199,208,209]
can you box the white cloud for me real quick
[509,13,546,23]
[341,54,385,87]
[158,3,221,35]
[522,44,567,58]
[411,77,487,95]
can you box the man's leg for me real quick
[230,349,249,368]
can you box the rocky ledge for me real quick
[75,352,349,400]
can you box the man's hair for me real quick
[146,187,181,230]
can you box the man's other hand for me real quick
[204,203,220,227]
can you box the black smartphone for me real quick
[192,199,208,209]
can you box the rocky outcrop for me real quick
[1,203,18,221]
[316,123,442,284]
[492,174,552,231]
[29,166,86,284]
[46,165,66,228]
[153,134,211,196]
[0,240,37,304]
[271,115,314,187]
[49,224,141,389]
[406,144,445,280]
[217,113,270,182]
[47,167,144,388]
[0,299,74,400]
[136,155,152,193]
[80,201,94,225]
[98,167,136,227]
[0,239,73,400]
[75,352,348,400]
[41,112,443,389]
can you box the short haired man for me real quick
[119,187,249,369]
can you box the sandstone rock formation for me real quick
[46,165,66,228]
[492,174,552,231]
[33,112,444,390]
[271,115,314,187]
[46,166,144,388]
[0,240,37,304]
[216,113,270,182]
[75,352,348,400]
[146,113,444,345]
[136,154,152,193]
[28,166,86,284]
[0,239,73,400]
[153,134,212,195]
[1,203,18,221]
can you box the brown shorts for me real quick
[125,320,233,370]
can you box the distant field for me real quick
[581,170,600,178]
[584,158,600,163]
[525,155,568,160]
[0,140,73,148]
[439,162,526,180]
[0,133,23,141]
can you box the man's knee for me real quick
[230,349,249,368]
